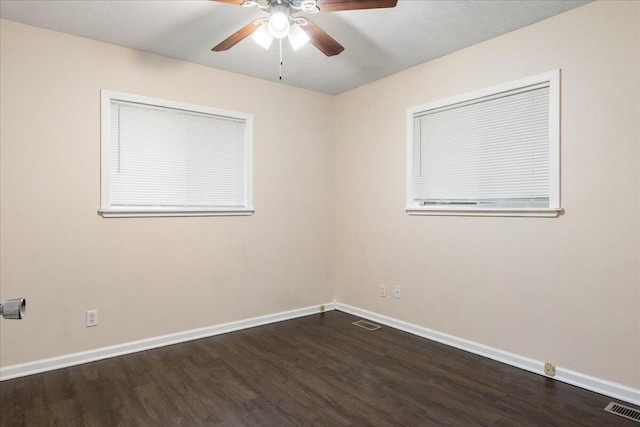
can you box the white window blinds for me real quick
[106,98,248,212]
[412,83,550,208]
[414,84,549,207]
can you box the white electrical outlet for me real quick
[544,362,556,376]
[394,285,401,298]
[379,285,386,298]
[86,310,98,327]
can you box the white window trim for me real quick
[405,70,562,218]
[99,90,254,218]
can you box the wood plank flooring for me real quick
[0,311,636,426]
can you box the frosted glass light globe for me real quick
[268,11,290,39]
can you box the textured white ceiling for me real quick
[0,0,590,95]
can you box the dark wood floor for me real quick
[0,311,636,426]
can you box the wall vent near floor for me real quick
[604,402,640,423]
[352,320,381,331]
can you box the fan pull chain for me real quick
[279,39,283,80]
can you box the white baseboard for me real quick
[3,300,638,408]
[0,302,335,381]
[335,303,640,407]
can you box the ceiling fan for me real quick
[211,0,398,57]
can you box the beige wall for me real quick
[334,0,640,389]
[2,0,639,391]
[0,19,335,366]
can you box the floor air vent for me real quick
[352,320,381,331]
[604,402,640,423]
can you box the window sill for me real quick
[405,207,563,218]
[99,208,255,218]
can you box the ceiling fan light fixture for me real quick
[251,23,273,49]
[288,23,310,50]
[268,8,290,39]
[300,0,319,13]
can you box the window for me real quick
[406,70,561,217]
[100,90,253,217]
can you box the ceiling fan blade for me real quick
[209,0,245,5]
[212,22,259,51]
[315,0,398,12]
[302,20,344,57]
